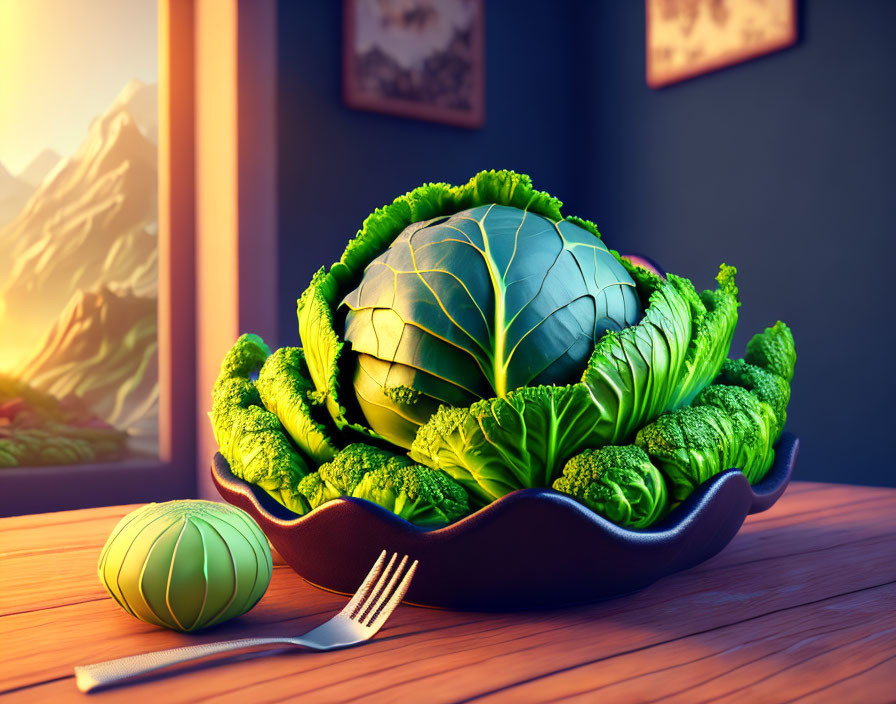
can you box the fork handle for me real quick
[74,636,296,692]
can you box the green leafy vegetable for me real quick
[716,359,791,437]
[410,261,739,503]
[745,320,796,383]
[411,384,605,504]
[256,347,339,464]
[342,204,641,447]
[665,265,740,409]
[298,443,397,509]
[693,384,776,482]
[635,404,737,503]
[553,445,669,529]
[210,334,312,515]
[297,442,470,526]
[296,171,581,441]
[209,170,796,532]
[351,461,470,526]
[635,322,795,502]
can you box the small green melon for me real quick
[97,500,272,631]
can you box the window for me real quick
[0,0,196,514]
[0,0,278,515]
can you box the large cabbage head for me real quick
[295,170,740,503]
[340,204,642,447]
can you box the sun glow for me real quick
[0,0,157,175]
[0,2,26,148]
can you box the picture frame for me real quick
[342,0,485,128]
[646,0,797,88]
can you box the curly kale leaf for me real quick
[256,346,339,465]
[411,384,605,504]
[665,264,740,409]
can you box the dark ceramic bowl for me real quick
[212,432,798,610]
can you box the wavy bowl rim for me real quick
[211,431,798,538]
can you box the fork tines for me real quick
[343,551,418,629]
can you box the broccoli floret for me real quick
[636,325,794,502]
[321,443,399,494]
[297,442,471,526]
[210,334,312,515]
[218,332,270,379]
[692,384,776,483]
[297,443,396,509]
[635,405,736,503]
[745,321,796,383]
[716,358,790,437]
[351,459,470,526]
[296,471,343,510]
[553,445,669,529]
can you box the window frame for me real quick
[0,0,195,516]
[0,0,278,517]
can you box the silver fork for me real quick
[75,551,418,693]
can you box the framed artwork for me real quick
[343,0,485,128]
[646,0,797,88]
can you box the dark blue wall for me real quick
[579,0,896,486]
[277,0,589,344]
[278,1,896,486]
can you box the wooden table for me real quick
[2,482,894,703]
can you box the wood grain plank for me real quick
[778,653,896,704]
[258,551,896,704]
[0,506,138,616]
[0,510,136,558]
[8,515,894,703]
[470,583,896,703]
[0,546,108,616]
[3,487,892,618]
[687,492,896,575]
[3,485,894,704]
[0,563,378,692]
[0,508,286,615]
[0,504,141,533]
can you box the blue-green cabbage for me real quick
[209,170,794,529]
[341,204,641,447]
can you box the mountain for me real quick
[16,285,158,456]
[18,149,62,188]
[0,80,160,454]
[0,161,34,230]
[0,83,158,368]
[107,79,158,145]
